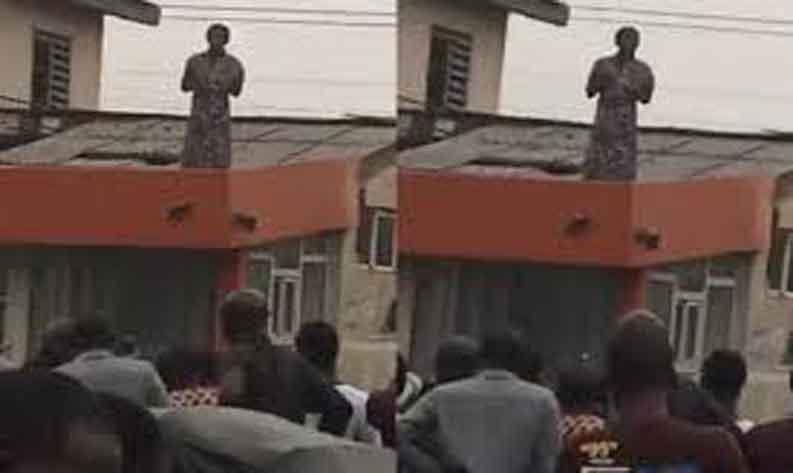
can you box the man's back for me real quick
[220,344,352,436]
[400,370,561,473]
[561,415,747,473]
[57,350,169,408]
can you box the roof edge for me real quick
[489,0,570,26]
[398,107,793,142]
[0,107,397,128]
[67,0,161,26]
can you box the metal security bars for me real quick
[31,31,72,110]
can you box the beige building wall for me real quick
[0,1,103,110]
[335,165,398,390]
[740,197,793,422]
[399,0,508,113]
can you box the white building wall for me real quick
[0,1,104,110]
[398,0,508,113]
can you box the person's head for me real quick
[615,26,640,56]
[219,289,268,346]
[434,336,479,385]
[156,347,219,391]
[70,317,118,354]
[555,357,606,415]
[478,328,527,375]
[30,318,78,368]
[607,312,677,402]
[523,347,545,385]
[206,23,230,52]
[96,393,169,473]
[0,371,122,473]
[701,350,747,406]
[295,321,339,378]
[115,334,140,358]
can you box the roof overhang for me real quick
[488,0,570,26]
[399,169,773,267]
[67,0,161,26]
[0,160,358,249]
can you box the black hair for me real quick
[219,289,269,343]
[555,358,606,413]
[0,371,119,468]
[156,347,220,391]
[701,350,747,402]
[206,23,230,42]
[116,334,139,357]
[96,393,168,473]
[295,321,339,376]
[523,347,545,384]
[615,26,640,44]
[70,317,118,353]
[478,328,527,375]
[434,336,479,384]
[607,314,677,396]
[27,318,78,369]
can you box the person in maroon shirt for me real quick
[560,312,748,473]
[367,353,404,448]
[745,418,793,473]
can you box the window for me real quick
[272,276,300,338]
[705,283,734,356]
[425,26,472,112]
[767,230,793,293]
[671,297,706,365]
[371,210,397,270]
[246,235,331,338]
[646,277,675,329]
[649,262,737,368]
[31,31,71,110]
[300,262,326,324]
[247,257,272,298]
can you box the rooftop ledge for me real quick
[0,160,358,250]
[399,168,774,268]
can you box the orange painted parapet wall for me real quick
[399,169,774,268]
[0,160,358,249]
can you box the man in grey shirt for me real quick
[56,317,169,408]
[399,330,561,473]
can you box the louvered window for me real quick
[31,31,71,110]
[425,26,472,111]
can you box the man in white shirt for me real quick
[55,317,170,408]
[295,321,382,445]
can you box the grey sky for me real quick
[102,0,395,117]
[502,0,793,133]
[104,1,792,133]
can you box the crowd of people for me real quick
[0,288,393,472]
[2,290,793,472]
[396,310,793,473]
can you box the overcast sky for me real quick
[502,0,793,133]
[102,0,395,117]
[104,1,792,133]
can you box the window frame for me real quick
[780,234,793,297]
[425,25,473,112]
[31,29,72,110]
[670,293,708,370]
[369,209,397,272]
[246,237,331,341]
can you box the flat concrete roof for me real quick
[400,121,793,182]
